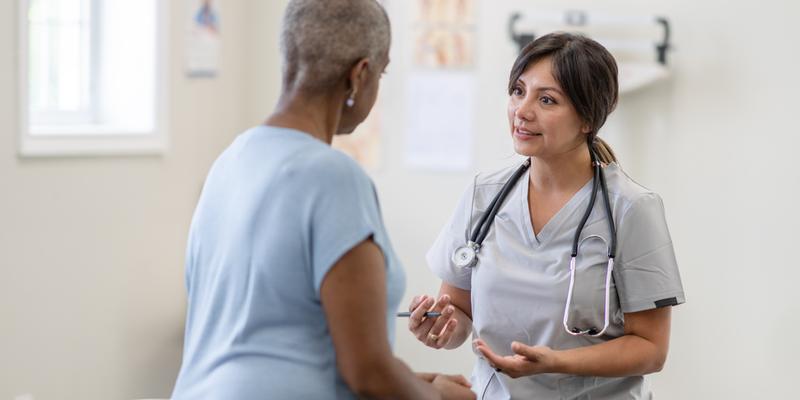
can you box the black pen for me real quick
[396,311,441,318]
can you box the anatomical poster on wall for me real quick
[406,0,476,171]
[412,0,475,69]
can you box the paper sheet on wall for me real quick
[405,71,474,171]
[186,0,221,77]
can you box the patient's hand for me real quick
[432,373,476,400]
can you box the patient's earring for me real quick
[346,88,357,108]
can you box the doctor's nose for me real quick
[515,106,536,124]
[514,98,538,123]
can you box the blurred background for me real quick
[1,0,799,398]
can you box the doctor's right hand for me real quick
[408,294,459,349]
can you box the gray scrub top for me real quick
[427,161,685,400]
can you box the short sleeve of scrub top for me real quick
[614,193,685,312]
[426,179,478,290]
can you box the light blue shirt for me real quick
[172,126,406,400]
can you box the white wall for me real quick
[2,0,799,398]
[0,1,282,399]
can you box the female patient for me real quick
[171,1,474,399]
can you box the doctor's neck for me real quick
[528,144,593,193]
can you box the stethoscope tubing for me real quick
[470,158,531,246]
[458,143,619,338]
[563,148,617,337]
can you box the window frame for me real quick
[18,0,171,157]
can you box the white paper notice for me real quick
[405,71,474,171]
[186,0,221,77]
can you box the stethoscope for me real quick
[451,146,618,337]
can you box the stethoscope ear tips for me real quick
[569,327,599,335]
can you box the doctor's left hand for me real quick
[473,338,557,378]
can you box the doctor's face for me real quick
[507,57,589,159]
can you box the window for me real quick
[19,0,169,156]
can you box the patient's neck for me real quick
[265,91,342,145]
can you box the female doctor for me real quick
[406,32,685,399]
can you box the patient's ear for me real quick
[347,58,370,98]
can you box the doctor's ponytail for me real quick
[509,32,619,164]
[592,136,617,165]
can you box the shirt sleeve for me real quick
[308,154,382,296]
[614,193,686,313]
[426,179,476,290]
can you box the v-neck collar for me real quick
[520,168,594,247]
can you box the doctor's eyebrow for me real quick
[515,79,565,96]
[534,86,565,96]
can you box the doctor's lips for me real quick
[514,126,543,137]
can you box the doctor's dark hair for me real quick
[508,32,619,164]
[280,0,390,93]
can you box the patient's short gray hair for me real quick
[280,0,390,92]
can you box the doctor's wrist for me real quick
[547,347,588,375]
[548,350,567,374]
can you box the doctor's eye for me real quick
[539,96,556,105]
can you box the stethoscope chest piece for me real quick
[452,159,531,270]
[452,241,479,268]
